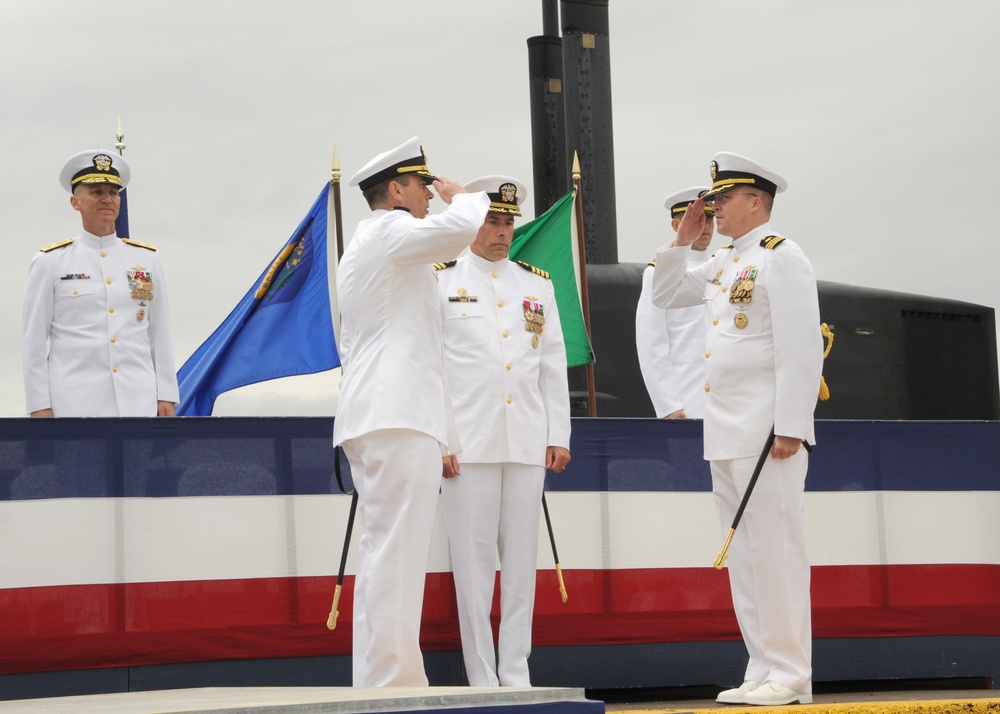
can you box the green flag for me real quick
[510,189,595,367]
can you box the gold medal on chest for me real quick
[127,267,154,302]
[522,299,545,335]
[729,266,757,304]
[734,313,748,329]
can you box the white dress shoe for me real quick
[741,680,812,705]
[715,680,761,704]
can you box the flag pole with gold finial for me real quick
[534,150,599,606]
[113,113,130,239]
[571,151,597,417]
[328,147,345,340]
[327,146,357,630]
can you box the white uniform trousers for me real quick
[343,428,443,687]
[711,449,812,694]
[440,462,545,687]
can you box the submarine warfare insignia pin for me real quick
[729,266,756,304]
[448,287,478,303]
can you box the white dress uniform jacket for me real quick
[333,193,489,449]
[651,223,822,459]
[635,252,711,418]
[437,252,571,463]
[22,232,179,416]
[436,251,571,687]
[652,221,821,695]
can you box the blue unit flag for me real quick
[177,184,339,416]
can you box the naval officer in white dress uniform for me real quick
[651,153,822,707]
[22,150,179,417]
[333,137,489,687]
[435,176,571,687]
[635,186,715,418]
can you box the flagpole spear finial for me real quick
[570,148,597,416]
[331,146,341,185]
[115,112,125,156]
[330,145,345,261]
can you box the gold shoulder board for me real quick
[516,261,550,280]
[433,260,457,271]
[647,260,656,268]
[122,238,158,251]
[122,238,156,251]
[760,235,785,250]
[40,238,75,253]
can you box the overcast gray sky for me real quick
[3,0,997,417]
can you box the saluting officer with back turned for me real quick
[333,137,490,688]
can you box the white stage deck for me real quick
[0,686,604,714]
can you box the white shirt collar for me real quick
[78,230,119,251]
[731,222,775,252]
[465,250,510,273]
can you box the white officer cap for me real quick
[59,150,131,193]
[348,136,438,191]
[464,175,527,217]
[663,186,714,216]
[703,151,787,199]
